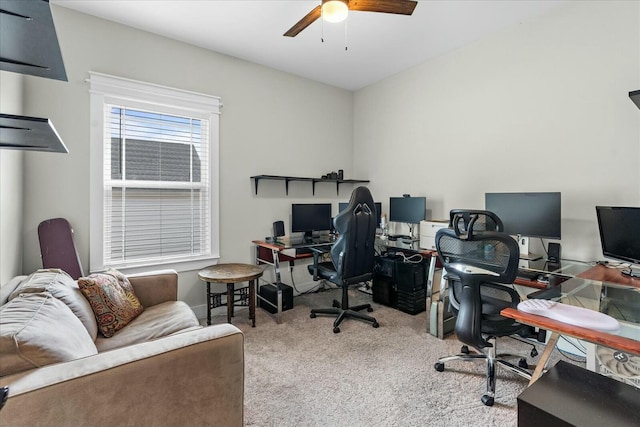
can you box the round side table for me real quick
[198,263,264,327]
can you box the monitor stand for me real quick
[517,235,542,261]
[303,231,314,243]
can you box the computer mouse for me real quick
[537,274,549,283]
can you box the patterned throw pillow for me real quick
[78,269,144,338]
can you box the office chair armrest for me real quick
[308,247,330,281]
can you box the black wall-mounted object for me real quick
[630,90,640,110]
[0,113,68,153]
[1,1,68,153]
[0,0,68,81]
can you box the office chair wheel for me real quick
[461,345,470,354]
[310,313,317,318]
[333,327,340,334]
[434,362,445,372]
[367,307,373,312]
[519,358,529,369]
[481,395,494,406]
[530,347,539,358]
[372,321,379,328]
[332,300,340,308]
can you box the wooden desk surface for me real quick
[501,307,640,356]
[577,264,640,288]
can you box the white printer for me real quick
[419,220,449,251]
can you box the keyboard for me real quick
[517,299,620,332]
[295,247,314,255]
[517,268,540,281]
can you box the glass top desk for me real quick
[253,235,438,315]
[502,275,640,385]
[253,237,335,315]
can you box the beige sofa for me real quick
[0,269,244,427]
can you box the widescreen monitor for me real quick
[485,192,561,239]
[338,201,382,226]
[291,203,332,241]
[596,206,640,277]
[388,197,426,224]
[485,192,561,260]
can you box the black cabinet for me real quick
[372,255,427,314]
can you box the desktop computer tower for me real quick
[372,276,397,308]
[372,255,427,315]
[258,283,294,314]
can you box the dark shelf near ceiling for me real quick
[0,114,68,153]
[0,0,68,81]
[250,175,369,195]
[630,90,640,110]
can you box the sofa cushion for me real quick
[78,269,144,338]
[0,292,98,376]
[8,269,98,341]
[95,301,201,352]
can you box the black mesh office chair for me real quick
[434,210,532,406]
[308,186,380,333]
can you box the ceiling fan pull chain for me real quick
[321,6,325,42]
[344,18,348,51]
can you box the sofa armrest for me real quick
[1,324,244,427]
[127,269,178,307]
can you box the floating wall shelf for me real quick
[250,175,369,195]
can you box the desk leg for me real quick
[249,278,256,327]
[271,248,283,315]
[206,281,212,326]
[226,283,234,324]
[529,331,560,385]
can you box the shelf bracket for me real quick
[253,177,260,195]
[285,179,291,195]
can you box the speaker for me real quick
[548,242,561,263]
[273,221,285,238]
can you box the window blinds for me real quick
[103,106,210,266]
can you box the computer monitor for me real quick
[338,201,382,227]
[485,192,561,260]
[596,206,640,277]
[388,197,426,224]
[291,203,332,241]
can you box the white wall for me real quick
[0,71,24,284]
[354,0,640,262]
[21,6,354,313]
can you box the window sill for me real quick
[96,255,220,275]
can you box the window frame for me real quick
[88,72,221,274]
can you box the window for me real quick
[89,72,220,272]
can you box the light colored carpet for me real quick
[211,288,577,427]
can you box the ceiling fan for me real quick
[284,0,418,37]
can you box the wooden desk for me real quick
[253,239,333,315]
[577,264,640,288]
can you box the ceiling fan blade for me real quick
[349,0,418,15]
[284,5,322,37]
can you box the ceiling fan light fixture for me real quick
[322,0,348,23]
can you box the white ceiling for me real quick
[52,0,567,91]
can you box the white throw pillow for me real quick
[8,269,98,340]
[0,292,98,376]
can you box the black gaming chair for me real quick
[308,186,380,333]
[433,210,532,406]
